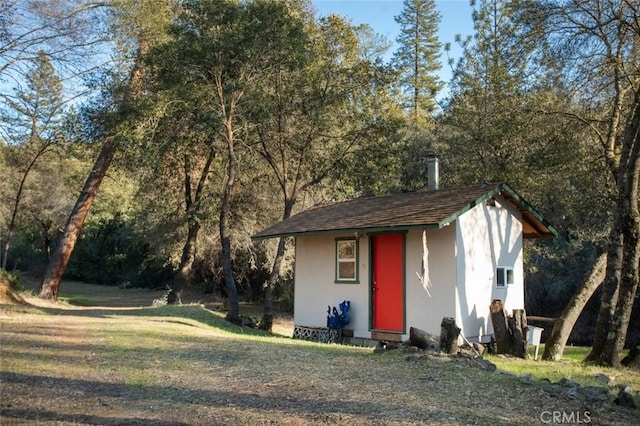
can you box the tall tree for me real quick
[441,0,575,187]
[392,0,443,127]
[141,29,225,304]
[38,0,177,300]
[521,0,640,366]
[160,0,310,320]
[248,10,403,330]
[0,51,64,270]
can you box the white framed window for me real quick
[335,238,359,283]
[496,267,514,288]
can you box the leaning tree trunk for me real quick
[39,140,117,300]
[542,253,607,361]
[2,143,51,270]
[38,43,148,300]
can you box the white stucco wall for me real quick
[405,227,457,337]
[455,195,524,342]
[294,228,459,341]
[293,234,371,338]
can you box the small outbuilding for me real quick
[253,178,557,345]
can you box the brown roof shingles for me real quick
[253,182,557,240]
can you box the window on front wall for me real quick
[496,267,514,288]
[336,238,358,283]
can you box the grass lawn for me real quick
[1,279,638,425]
[488,345,640,393]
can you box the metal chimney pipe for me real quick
[427,154,439,191]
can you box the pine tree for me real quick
[392,0,443,127]
[1,51,64,270]
[441,0,545,186]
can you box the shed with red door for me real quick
[253,181,557,344]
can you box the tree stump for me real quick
[409,326,439,350]
[510,309,528,358]
[490,299,513,354]
[440,317,461,354]
[490,300,529,359]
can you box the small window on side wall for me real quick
[496,267,514,288]
[336,238,359,283]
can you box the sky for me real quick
[312,0,475,86]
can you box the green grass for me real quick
[487,344,640,401]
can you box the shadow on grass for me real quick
[28,303,271,337]
[0,407,188,426]
[0,371,455,425]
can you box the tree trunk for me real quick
[260,198,295,331]
[220,118,239,321]
[440,317,460,354]
[599,97,640,366]
[37,41,148,300]
[585,225,623,363]
[38,140,117,300]
[259,235,285,331]
[490,299,512,354]
[602,216,640,367]
[542,253,607,361]
[587,89,640,366]
[2,143,51,270]
[168,221,199,305]
[167,149,215,304]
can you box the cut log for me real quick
[409,326,439,350]
[510,309,528,359]
[490,301,529,358]
[440,317,461,354]
[490,299,513,354]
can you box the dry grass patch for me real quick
[1,282,638,425]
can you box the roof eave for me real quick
[499,183,559,239]
[251,223,443,241]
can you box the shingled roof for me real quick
[253,182,558,240]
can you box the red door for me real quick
[372,234,404,331]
